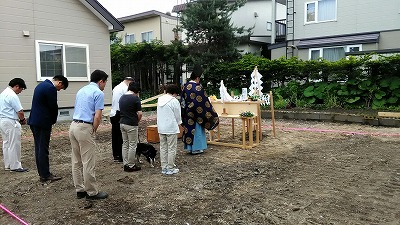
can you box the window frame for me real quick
[346,45,362,53]
[35,40,90,82]
[304,0,337,24]
[125,33,135,44]
[141,31,154,43]
[309,44,362,61]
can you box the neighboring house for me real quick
[228,0,286,56]
[117,10,179,45]
[0,0,123,120]
[269,0,400,61]
[172,0,286,57]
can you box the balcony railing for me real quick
[275,19,286,42]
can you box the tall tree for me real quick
[180,0,250,67]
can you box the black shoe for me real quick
[40,174,62,183]
[86,191,108,200]
[114,157,123,163]
[124,165,141,172]
[10,168,29,172]
[77,191,88,199]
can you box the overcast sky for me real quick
[97,0,184,18]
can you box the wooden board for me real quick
[378,112,400,118]
[211,101,260,116]
[211,101,262,142]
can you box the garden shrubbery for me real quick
[205,54,400,110]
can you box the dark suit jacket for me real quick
[28,79,58,128]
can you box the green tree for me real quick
[180,0,250,67]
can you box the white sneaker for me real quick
[165,168,179,175]
[161,168,168,174]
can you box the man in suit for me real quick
[28,75,69,182]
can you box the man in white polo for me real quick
[110,77,134,162]
[0,78,28,172]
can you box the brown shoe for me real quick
[40,174,62,183]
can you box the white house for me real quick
[117,10,179,45]
[269,0,400,60]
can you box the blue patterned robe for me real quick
[181,82,219,146]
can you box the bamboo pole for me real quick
[270,90,276,137]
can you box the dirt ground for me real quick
[1,112,400,225]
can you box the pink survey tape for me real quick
[262,125,400,137]
[0,204,29,225]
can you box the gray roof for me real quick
[118,10,177,23]
[172,4,186,13]
[82,0,124,32]
[297,32,380,49]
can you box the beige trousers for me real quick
[120,124,138,167]
[159,133,178,170]
[0,118,22,170]
[69,122,98,196]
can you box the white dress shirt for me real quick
[0,87,23,120]
[110,81,128,117]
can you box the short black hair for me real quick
[128,82,141,93]
[9,78,27,89]
[190,64,203,80]
[90,70,109,83]
[124,77,134,81]
[166,84,181,95]
[53,75,69,90]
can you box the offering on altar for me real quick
[209,95,217,101]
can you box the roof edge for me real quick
[81,0,124,32]
[118,10,177,23]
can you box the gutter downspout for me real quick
[271,0,276,44]
[160,16,163,42]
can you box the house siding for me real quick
[295,0,400,40]
[119,13,179,45]
[271,0,400,60]
[119,17,161,43]
[231,1,286,37]
[0,0,112,110]
[160,16,178,44]
[379,30,400,50]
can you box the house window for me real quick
[347,45,361,52]
[125,34,135,44]
[306,2,316,22]
[309,45,362,61]
[141,31,153,43]
[36,41,89,81]
[305,0,336,23]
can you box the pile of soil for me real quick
[1,112,400,224]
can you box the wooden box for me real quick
[146,125,184,143]
[146,125,160,143]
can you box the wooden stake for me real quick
[270,90,276,137]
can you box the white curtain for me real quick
[323,47,345,61]
[318,0,336,21]
[311,50,321,60]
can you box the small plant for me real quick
[273,93,288,109]
[248,95,259,101]
[240,111,254,117]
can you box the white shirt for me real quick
[157,94,182,134]
[0,87,23,120]
[110,81,128,117]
